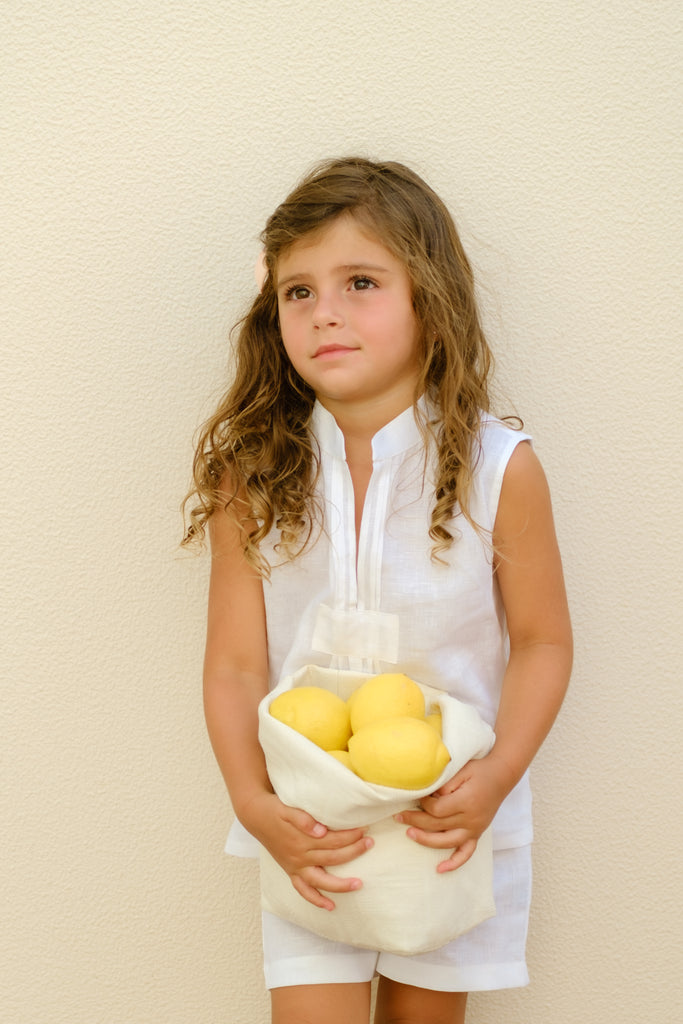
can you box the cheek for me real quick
[278,323,306,372]
[372,293,415,331]
[277,309,296,349]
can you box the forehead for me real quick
[276,213,399,277]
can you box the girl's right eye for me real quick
[284,285,311,301]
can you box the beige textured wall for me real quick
[4,2,681,1022]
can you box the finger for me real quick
[291,873,336,911]
[283,808,367,847]
[430,775,462,798]
[396,808,461,832]
[283,807,329,839]
[430,763,471,797]
[436,838,478,873]
[404,825,470,850]
[313,834,373,867]
[312,826,370,850]
[303,865,364,895]
[292,867,363,910]
[419,790,462,812]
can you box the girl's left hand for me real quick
[394,754,511,872]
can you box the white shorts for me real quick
[262,845,531,993]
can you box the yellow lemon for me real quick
[270,686,351,751]
[425,711,443,737]
[349,673,425,733]
[348,716,451,789]
[328,749,354,770]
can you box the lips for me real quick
[313,343,358,358]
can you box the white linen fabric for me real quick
[261,844,532,991]
[226,401,533,859]
[258,665,496,954]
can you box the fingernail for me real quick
[350,879,362,890]
[312,823,326,837]
[364,837,374,849]
[394,814,404,823]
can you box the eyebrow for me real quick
[276,263,392,290]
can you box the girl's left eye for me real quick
[350,276,376,291]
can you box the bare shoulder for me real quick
[494,439,571,648]
[501,438,549,499]
[494,439,553,542]
[205,479,268,680]
[207,478,264,599]
[207,469,255,556]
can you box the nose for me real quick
[311,289,344,329]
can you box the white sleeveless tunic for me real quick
[226,401,533,856]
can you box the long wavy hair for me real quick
[182,157,501,572]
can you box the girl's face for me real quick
[275,214,420,422]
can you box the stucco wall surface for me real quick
[3,2,681,1022]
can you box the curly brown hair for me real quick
[182,157,501,572]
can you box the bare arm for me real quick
[203,493,371,908]
[397,441,573,869]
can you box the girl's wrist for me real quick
[483,746,525,798]
[233,784,276,835]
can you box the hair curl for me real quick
[183,157,506,572]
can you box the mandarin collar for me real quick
[311,398,427,462]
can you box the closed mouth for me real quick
[313,343,357,358]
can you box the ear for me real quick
[254,250,268,292]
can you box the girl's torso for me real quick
[226,401,533,855]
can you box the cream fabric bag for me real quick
[258,665,497,955]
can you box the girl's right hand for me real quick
[242,791,373,910]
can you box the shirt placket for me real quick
[323,453,394,674]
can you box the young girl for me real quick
[184,157,572,1024]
